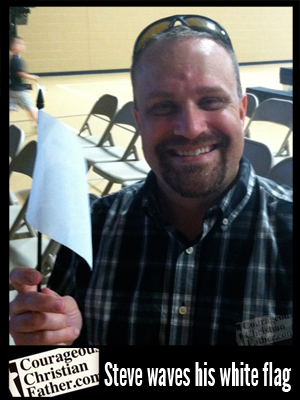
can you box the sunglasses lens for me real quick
[135,21,171,53]
[134,15,231,54]
[185,17,230,44]
[184,17,208,28]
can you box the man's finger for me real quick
[10,311,69,333]
[9,291,65,316]
[11,326,80,346]
[9,267,42,292]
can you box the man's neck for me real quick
[157,182,216,242]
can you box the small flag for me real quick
[27,110,93,269]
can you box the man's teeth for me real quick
[175,146,212,156]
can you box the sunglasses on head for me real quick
[133,14,233,54]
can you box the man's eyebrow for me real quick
[145,90,174,100]
[194,86,230,95]
[145,86,229,99]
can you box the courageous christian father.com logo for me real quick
[9,348,99,397]
[236,315,292,346]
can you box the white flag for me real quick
[27,110,93,269]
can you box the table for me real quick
[246,86,293,103]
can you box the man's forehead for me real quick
[136,37,232,76]
[134,38,236,90]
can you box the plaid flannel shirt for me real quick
[49,156,293,345]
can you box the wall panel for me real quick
[16,6,293,74]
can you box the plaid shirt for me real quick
[49,156,293,345]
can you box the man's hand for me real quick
[9,267,82,345]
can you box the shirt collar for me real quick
[216,156,255,224]
[141,170,164,225]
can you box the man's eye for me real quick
[198,98,226,110]
[148,102,176,116]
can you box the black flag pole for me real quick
[36,88,44,292]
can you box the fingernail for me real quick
[74,328,80,337]
[53,300,62,311]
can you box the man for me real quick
[9,36,39,123]
[10,16,292,345]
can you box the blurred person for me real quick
[9,36,39,123]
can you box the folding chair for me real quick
[82,102,139,169]
[243,137,273,177]
[244,98,293,156]
[244,93,259,139]
[93,160,151,196]
[9,238,61,290]
[246,93,259,119]
[78,94,118,147]
[9,141,37,238]
[9,140,37,180]
[9,125,25,205]
[267,157,293,188]
[9,125,25,161]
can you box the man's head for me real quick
[131,18,247,201]
[131,24,242,101]
[9,36,25,54]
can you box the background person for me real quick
[9,36,39,123]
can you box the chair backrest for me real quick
[246,93,259,119]
[249,98,293,128]
[90,94,119,119]
[267,157,293,188]
[9,125,25,160]
[79,94,118,137]
[98,101,139,153]
[9,140,37,178]
[113,101,137,129]
[112,102,140,160]
[243,137,273,177]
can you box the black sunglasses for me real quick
[133,14,233,54]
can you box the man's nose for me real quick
[173,103,208,139]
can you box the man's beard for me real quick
[155,133,230,199]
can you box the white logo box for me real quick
[9,348,99,397]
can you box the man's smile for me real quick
[172,145,214,157]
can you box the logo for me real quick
[9,348,99,397]
[236,315,292,346]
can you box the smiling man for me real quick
[10,16,292,346]
[132,31,247,240]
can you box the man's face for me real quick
[133,37,247,200]
[14,39,26,54]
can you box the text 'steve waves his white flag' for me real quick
[27,110,93,269]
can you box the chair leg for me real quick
[102,181,114,196]
[244,129,251,138]
[275,130,292,157]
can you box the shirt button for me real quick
[222,218,229,225]
[178,306,187,315]
[185,247,194,254]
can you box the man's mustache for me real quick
[155,132,230,154]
